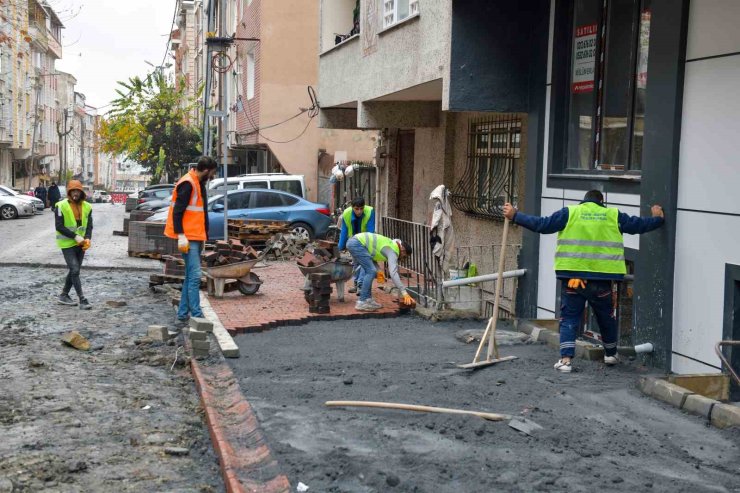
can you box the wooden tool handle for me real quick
[487,216,509,360]
[325,400,509,421]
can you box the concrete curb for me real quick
[191,358,291,493]
[638,376,740,428]
[0,261,159,272]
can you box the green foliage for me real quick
[99,71,202,183]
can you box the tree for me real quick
[99,71,202,184]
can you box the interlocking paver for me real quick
[208,261,401,333]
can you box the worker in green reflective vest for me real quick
[54,180,93,310]
[338,197,375,293]
[346,232,414,312]
[503,190,664,373]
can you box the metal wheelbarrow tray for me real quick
[206,258,263,298]
[297,259,354,301]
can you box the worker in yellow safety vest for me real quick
[503,190,664,373]
[346,232,414,312]
[55,180,93,309]
[338,197,375,293]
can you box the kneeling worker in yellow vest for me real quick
[503,190,664,373]
[55,180,93,309]
[165,156,218,326]
[346,232,413,312]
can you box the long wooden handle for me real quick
[325,400,509,421]
[487,217,510,361]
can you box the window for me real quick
[239,180,267,189]
[281,195,299,206]
[383,0,419,28]
[254,191,284,208]
[566,0,651,172]
[271,180,302,198]
[450,115,522,220]
[228,191,251,209]
[246,50,255,100]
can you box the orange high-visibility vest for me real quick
[165,170,207,241]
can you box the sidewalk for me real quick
[207,261,401,333]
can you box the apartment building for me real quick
[318,0,740,393]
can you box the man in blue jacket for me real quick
[503,190,664,373]
[338,197,375,293]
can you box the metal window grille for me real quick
[450,114,522,221]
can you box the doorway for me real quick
[396,130,415,222]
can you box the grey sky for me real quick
[55,0,177,110]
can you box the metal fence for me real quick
[380,217,441,308]
[333,164,376,212]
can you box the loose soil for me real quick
[0,266,223,492]
[230,317,740,493]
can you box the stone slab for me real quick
[147,325,168,341]
[188,329,207,341]
[199,294,240,358]
[191,340,210,350]
[650,379,694,408]
[189,317,213,333]
[668,374,730,401]
[682,393,718,419]
[710,403,740,429]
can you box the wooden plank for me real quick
[325,400,510,421]
[456,356,518,370]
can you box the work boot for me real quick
[57,293,77,306]
[348,285,358,294]
[79,298,92,310]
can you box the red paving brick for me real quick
[207,261,401,334]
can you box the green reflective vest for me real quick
[554,202,626,275]
[355,233,399,262]
[56,199,91,249]
[342,206,372,234]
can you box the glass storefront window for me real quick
[566,0,651,172]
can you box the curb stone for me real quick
[638,376,740,428]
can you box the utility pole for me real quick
[219,0,230,241]
[56,108,72,183]
[202,0,216,156]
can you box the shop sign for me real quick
[572,23,597,94]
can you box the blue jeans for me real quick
[559,279,618,358]
[346,237,376,302]
[177,241,204,320]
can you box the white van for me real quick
[208,173,306,198]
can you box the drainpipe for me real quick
[441,269,527,288]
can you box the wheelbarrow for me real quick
[297,258,353,302]
[206,258,263,298]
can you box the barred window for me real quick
[451,115,521,221]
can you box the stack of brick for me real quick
[227,219,290,244]
[306,273,332,314]
[189,317,213,358]
[202,240,260,268]
[296,246,336,268]
[262,233,310,260]
[162,255,186,277]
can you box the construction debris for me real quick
[61,331,91,351]
[262,233,309,260]
[203,240,260,268]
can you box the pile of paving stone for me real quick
[202,240,261,267]
[305,273,332,314]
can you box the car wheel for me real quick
[0,205,18,220]
[290,222,314,240]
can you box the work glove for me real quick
[74,235,84,245]
[401,293,414,306]
[430,234,441,247]
[177,234,189,254]
[567,278,586,290]
[376,271,386,283]
[81,239,91,251]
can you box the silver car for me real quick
[0,189,35,219]
[0,185,44,213]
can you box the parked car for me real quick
[144,184,176,192]
[0,185,44,213]
[135,194,172,212]
[137,186,174,206]
[99,191,112,203]
[208,173,306,199]
[0,188,35,219]
[146,188,332,241]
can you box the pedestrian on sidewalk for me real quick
[165,156,218,326]
[503,190,664,373]
[34,184,48,209]
[48,182,61,209]
[55,180,93,309]
[338,197,375,294]
[346,232,414,312]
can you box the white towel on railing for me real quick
[429,184,454,271]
